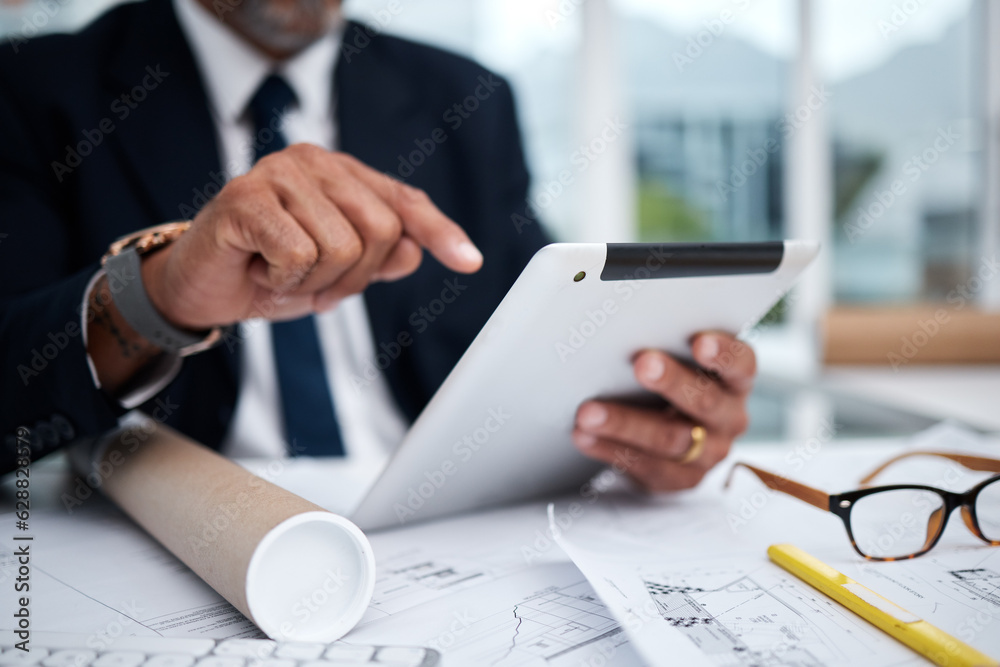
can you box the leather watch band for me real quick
[104,247,222,356]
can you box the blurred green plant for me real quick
[759,294,789,328]
[637,179,711,241]
[635,179,792,325]
[833,149,883,223]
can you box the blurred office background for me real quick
[4,0,998,440]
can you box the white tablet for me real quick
[350,241,819,531]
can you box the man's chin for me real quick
[228,0,341,57]
[237,23,329,56]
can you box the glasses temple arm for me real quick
[859,451,1000,486]
[725,462,831,511]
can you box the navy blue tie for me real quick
[248,75,346,457]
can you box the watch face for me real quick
[102,221,191,264]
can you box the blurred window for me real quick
[818,0,982,304]
[3,0,991,302]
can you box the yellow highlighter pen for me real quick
[768,543,999,667]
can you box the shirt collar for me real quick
[173,0,341,126]
[282,25,341,126]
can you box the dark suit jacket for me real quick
[0,0,549,473]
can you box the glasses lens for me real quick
[974,478,1000,542]
[849,488,945,559]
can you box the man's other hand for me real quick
[572,332,754,492]
[141,145,483,329]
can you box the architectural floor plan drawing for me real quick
[460,580,627,667]
[639,566,885,667]
[365,550,499,620]
[551,508,920,667]
[828,544,1000,655]
[948,568,1000,608]
[359,502,567,626]
[347,562,646,667]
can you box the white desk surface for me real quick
[821,365,1000,433]
[4,426,1000,666]
[753,326,1000,433]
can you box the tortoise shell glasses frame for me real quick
[725,451,1000,561]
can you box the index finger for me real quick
[339,155,483,273]
[691,332,756,394]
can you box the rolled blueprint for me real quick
[83,416,375,642]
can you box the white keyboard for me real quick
[0,633,439,667]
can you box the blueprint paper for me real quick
[829,545,1000,654]
[0,498,644,666]
[549,424,1000,666]
[4,423,998,666]
[548,507,714,667]
[0,498,262,639]
[346,561,645,666]
[551,513,919,667]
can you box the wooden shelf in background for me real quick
[823,306,1000,366]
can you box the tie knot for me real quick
[248,74,297,128]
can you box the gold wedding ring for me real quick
[678,425,706,465]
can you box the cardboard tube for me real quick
[92,417,375,642]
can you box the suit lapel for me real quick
[336,28,429,422]
[104,12,433,413]
[107,0,238,378]
[106,0,221,225]
[335,23,421,172]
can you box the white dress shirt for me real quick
[161,0,409,464]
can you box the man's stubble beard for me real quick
[228,0,341,56]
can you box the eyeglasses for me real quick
[726,451,1000,561]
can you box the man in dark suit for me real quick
[0,0,756,491]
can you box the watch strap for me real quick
[104,247,219,356]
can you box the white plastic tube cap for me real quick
[245,511,376,642]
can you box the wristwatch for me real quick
[100,222,225,356]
